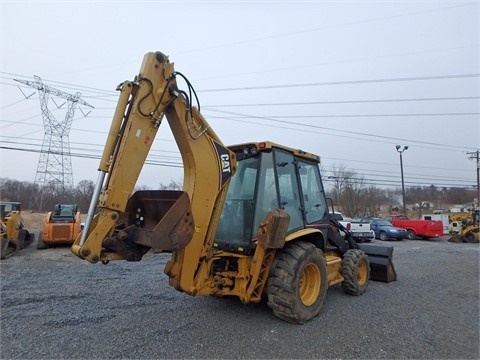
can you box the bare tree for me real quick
[134,184,151,192]
[362,186,387,217]
[384,189,401,215]
[326,165,367,217]
[340,177,367,217]
[75,180,95,212]
[158,179,183,190]
[327,164,355,204]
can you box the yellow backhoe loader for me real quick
[448,209,479,243]
[1,202,35,259]
[72,51,396,323]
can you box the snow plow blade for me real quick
[357,243,397,282]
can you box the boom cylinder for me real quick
[99,81,135,173]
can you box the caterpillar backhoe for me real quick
[72,51,396,324]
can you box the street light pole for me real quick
[396,145,408,215]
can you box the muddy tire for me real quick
[407,230,416,240]
[379,231,388,241]
[465,231,478,243]
[266,242,327,324]
[341,249,369,296]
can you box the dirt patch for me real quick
[20,211,46,232]
[20,211,86,233]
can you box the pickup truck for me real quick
[384,215,443,240]
[330,212,375,243]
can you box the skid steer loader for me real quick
[37,204,82,249]
[448,209,479,243]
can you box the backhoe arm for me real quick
[72,52,236,264]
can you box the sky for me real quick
[1,0,479,194]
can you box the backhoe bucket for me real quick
[103,190,194,260]
[357,243,397,282]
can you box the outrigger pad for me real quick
[357,243,397,283]
[256,209,290,249]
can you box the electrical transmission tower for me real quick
[15,76,94,209]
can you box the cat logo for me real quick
[221,154,231,174]
[212,140,234,188]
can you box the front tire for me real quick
[341,249,369,296]
[379,231,388,241]
[465,231,478,243]
[266,242,327,324]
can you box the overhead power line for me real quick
[3,72,479,98]
[198,74,480,93]
[202,96,480,108]
[204,110,477,152]
[1,144,475,189]
[209,112,479,119]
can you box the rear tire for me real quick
[341,249,369,296]
[379,231,388,241]
[406,230,416,240]
[266,242,327,324]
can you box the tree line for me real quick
[325,165,476,218]
[1,170,476,219]
[0,178,183,213]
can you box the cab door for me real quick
[273,150,304,231]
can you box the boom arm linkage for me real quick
[72,52,236,268]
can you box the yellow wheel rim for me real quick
[299,263,321,306]
[357,261,368,285]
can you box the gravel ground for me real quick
[1,235,479,360]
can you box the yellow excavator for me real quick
[72,51,396,324]
[1,202,35,259]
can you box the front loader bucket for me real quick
[1,237,19,260]
[448,233,479,243]
[0,230,35,260]
[448,234,465,243]
[357,243,397,282]
[102,190,194,260]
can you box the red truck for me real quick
[384,215,443,240]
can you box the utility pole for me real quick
[15,76,94,210]
[396,145,408,215]
[467,150,480,210]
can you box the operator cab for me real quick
[214,142,328,254]
[0,202,22,220]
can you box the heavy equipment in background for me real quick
[448,209,479,243]
[72,51,396,323]
[0,202,35,259]
[37,204,82,249]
